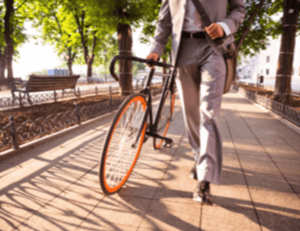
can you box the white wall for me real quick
[238,35,300,80]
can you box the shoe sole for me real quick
[189,173,197,180]
[193,196,213,205]
[193,196,204,203]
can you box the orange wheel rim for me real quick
[103,96,147,193]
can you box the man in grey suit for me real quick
[147,0,245,204]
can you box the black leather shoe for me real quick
[189,165,197,180]
[193,181,213,205]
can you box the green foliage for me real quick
[236,0,284,57]
[0,1,5,52]
[26,0,83,66]
[96,35,119,74]
[0,0,28,59]
[136,0,290,60]
[85,0,161,29]
[138,2,171,61]
[132,60,145,76]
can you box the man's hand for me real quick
[204,23,224,40]
[146,52,159,68]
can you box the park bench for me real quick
[11,75,80,106]
[0,77,21,91]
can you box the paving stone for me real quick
[257,135,300,160]
[237,105,300,155]
[0,214,21,231]
[17,213,84,231]
[119,168,164,199]
[76,221,137,231]
[17,186,104,231]
[153,145,196,203]
[249,189,300,231]
[82,196,152,228]
[218,111,232,140]
[137,228,163,231]
[139,199,200,231]
[201,202,261,231]
[233,138,266,156]
[222,109,254,140]
[211,185,252,204]
[0,200,36,231]
[238,155,296,193]
[0,178,65,231]
[221,153,247,186]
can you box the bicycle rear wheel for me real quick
[99,93,147,194]
[153,90,175,149]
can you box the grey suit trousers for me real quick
[176,37,226,185]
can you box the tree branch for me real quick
[235,0,266,52]
[74,11,88,63]
[15,0,27,11]
[90,30,97,62]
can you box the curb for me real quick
[0,111,116,161]
[237,92,300,135]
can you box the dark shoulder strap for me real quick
[191,0,225,46]
[190,0,211,27]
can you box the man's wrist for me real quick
[216,22,231,36]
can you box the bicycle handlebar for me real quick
[109,55,174,81]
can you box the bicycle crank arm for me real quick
[145,132,174,148]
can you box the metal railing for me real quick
[0,87,164,153]
[0,80,150,108]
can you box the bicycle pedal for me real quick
[164,140,173,148]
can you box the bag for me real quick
[222,42,237,94]
[191,0,237,94]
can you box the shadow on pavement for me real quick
[214,195,300,231]
[0,130,107,230]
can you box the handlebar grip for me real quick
[109,56,121,81]
[146,57,155,66]
[109,55,174,82]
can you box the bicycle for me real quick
[99,55,176,195]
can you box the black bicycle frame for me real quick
[110,55,176,147]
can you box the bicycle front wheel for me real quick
[99,93,147,194]
[153,90,175,149]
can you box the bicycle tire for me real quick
[99,93,147,194]
[153,90,175,149]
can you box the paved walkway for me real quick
[0,91,300,231]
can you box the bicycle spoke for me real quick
[100,94,147,193]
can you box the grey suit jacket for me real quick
[150,0,246,65]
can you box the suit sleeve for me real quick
[219,0,246,36]
[150,0,173,57]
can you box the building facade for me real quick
[238,35,300,81]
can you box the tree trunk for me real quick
[117,23,132,96]
[66,48,75,76]
[86,33,96,78]
[74,12,95,80]
[162,57,167,74]
[0,47,6,79]
[4,0,14,79]
[273,0,299,104]
[67,61,73,76]
[87,58,93,79]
